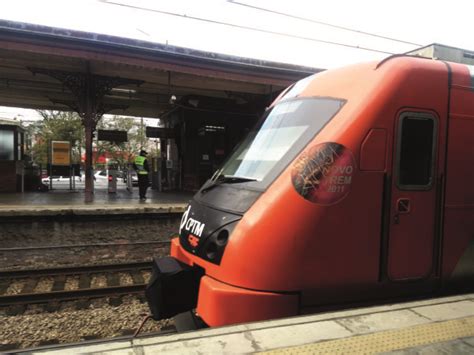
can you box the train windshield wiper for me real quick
[200,174,257,194]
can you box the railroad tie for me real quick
[106,273,120,287]
[130,271,145,285]
[78,274,91,289]
[52,275,67,292]
[0,279,10,295]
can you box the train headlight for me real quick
[200,223,234,264]
[205,242,218,260]
[216,229,229,245]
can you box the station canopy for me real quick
[0,20,320,119]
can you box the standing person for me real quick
[133,150,150,201]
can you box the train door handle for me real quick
[397,198,411,213]
[394,198,411,225]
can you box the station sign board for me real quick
[51,141,70,166]
[146,127,175,139]
[97,129,128,143]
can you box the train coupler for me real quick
[145,256,203,320]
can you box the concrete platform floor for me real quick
[28,293,474,354]
[0,189,193,216]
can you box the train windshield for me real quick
[213,97,346,190]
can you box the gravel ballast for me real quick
[0,296,171,349]
[0,213,181,349]
[0,215,180,270]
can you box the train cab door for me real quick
[387,111,439,281]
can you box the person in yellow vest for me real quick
[133,150,150,201]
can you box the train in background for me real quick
[146,55,474,329]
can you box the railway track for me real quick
[0,261,153,309]
[0,239,172,252]
[2,328,178,353]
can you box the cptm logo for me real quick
[188,235,199,247]
[180,206,206,247]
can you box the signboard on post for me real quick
[97,130,128,143]
[51,141,71,166]
[146,127,175,139]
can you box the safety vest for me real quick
[135,155,148,175]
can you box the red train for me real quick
[146,55,474,328]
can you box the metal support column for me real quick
[29,66,143,203]
[84,120,94,201]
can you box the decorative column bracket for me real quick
[28,67,144,127]
[50,99,130,129]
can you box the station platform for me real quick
[28,293,474,354]
[0,190,192,217]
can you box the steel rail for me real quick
[0,261,153,279]
[0,284,147,306]
[0,240,171,252]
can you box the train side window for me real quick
[396,113,437,190]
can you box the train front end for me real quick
[144,56,474,328]
[145,63,371,327]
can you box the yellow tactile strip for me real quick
[261,316,474,354]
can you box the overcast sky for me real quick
[1,0,473,120]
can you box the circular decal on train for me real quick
[291,142,355,205]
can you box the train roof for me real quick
[406,43,474,66]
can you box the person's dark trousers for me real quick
[138,174,149,199]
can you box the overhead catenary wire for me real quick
[227,0,421,47]
[99,0,395,55]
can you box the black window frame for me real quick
[395,112,438,191]
[208,96,347,192]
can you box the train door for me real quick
[387,112,439,280]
